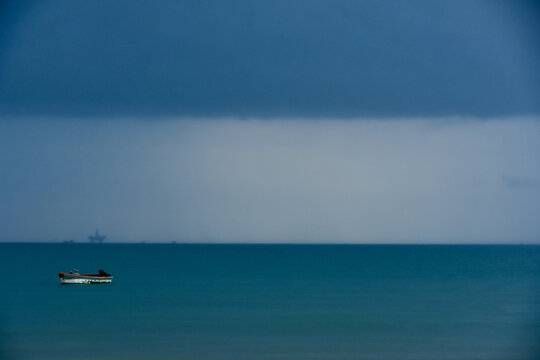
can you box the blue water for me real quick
[0,244,539,360]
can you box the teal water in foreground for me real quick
[0,244,539,360]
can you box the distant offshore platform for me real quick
[88,229,106,243]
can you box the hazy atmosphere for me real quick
[1,117,540,243]
[1,1,539,243]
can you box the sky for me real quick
[0,1,539,243]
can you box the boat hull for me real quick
[58,272,113,284]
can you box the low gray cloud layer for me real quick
[1,117,539,243]
[1,1,539,117]
[1,2,539,243]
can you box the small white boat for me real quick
[58,269,113,284]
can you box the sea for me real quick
[0,244,539,360]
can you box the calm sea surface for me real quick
[0,244,539,360]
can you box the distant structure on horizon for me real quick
[88,229,106,243]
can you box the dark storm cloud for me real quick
[0,0,539,118]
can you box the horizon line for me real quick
[0,241,538,246]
